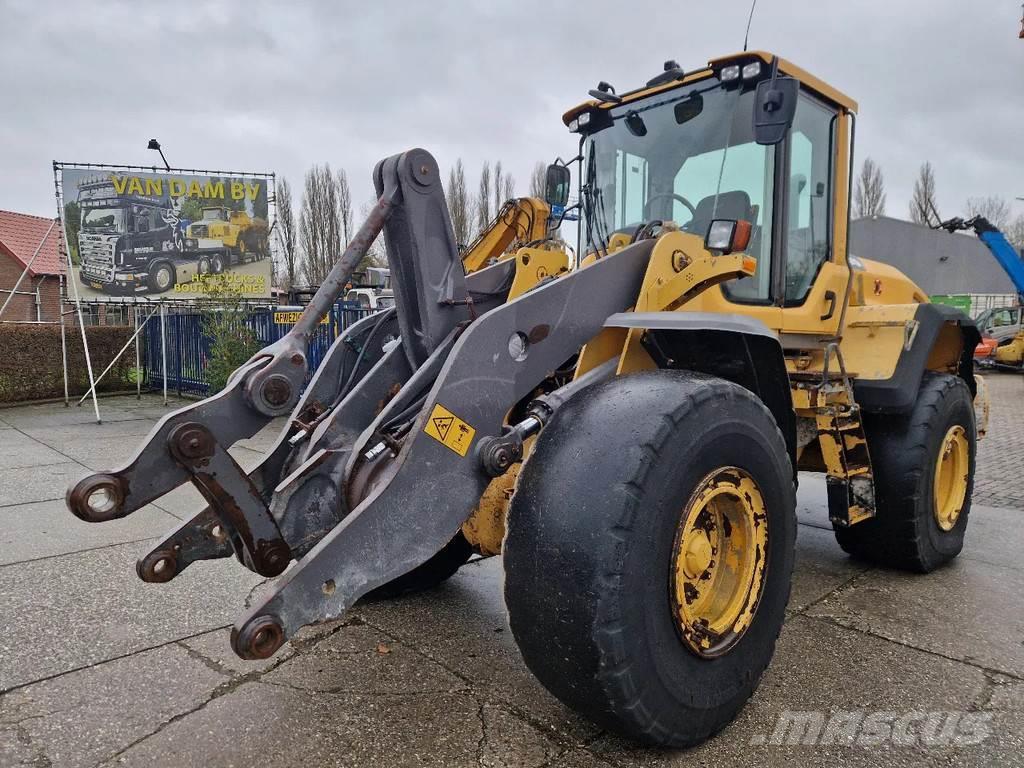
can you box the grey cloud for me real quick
[1,0,1021,227]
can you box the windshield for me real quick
[202,209,225,221]
[584,78,775,301]
[81,206,127,233]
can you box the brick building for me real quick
[0,210,64,322]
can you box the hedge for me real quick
[0,324,137,403]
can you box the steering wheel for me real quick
[643,193,696,220]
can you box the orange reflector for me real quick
[733,219,752,252]
[742,256,757,274]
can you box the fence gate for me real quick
[144,301,372,397]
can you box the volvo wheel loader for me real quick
[66,51,984,747]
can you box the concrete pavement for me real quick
[0,377,1021,767]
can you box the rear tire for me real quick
[364,532,473,600]
[504,370,796,747]
[834,372,975,572]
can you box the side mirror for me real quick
[753,76,799,145]
[544,164,571,208]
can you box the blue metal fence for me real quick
[144,301,373,397]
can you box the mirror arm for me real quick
[550,201,582,230]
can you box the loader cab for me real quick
[567,52,856,336]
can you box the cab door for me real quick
[778,94,851,338]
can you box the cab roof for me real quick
[562,51,857,126]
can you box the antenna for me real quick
[743,0,759,51]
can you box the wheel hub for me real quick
[934,425,969,532]
[682,531,713,578]
[670,467,769,659]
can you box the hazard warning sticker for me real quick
[423,403,476,456]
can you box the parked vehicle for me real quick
[76,178,186,294]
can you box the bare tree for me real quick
[909,162,938,225]
[274,178,299,290]
[359,199,388,273]
[966,195,1011,231]
[299,163,342,286]
[853,157,886,218]
[530,162,547,199]
[501,173,515,205]
[337,168,354,247]
[493,161,504,218]
[476,161,492,231]
[1006,214,1024,251]
[446,159,472,248]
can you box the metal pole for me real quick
[134,305,141,400]
[56,192,101,422]
[60,276,69,407]
[76,308,156,405]
[160,302,168,406]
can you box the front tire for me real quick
[147,261,175,293]
[504,370,796,747]
[834,372,975,572]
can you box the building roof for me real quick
[0,210,64,277]
[849,216,1016,296]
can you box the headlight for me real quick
[704,219,752,255]
[568,118,579,133]
[114,273,135,281]
[741,61,762,80]
[719,64,740,82]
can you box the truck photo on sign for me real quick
[55,164,273,300]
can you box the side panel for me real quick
[852,303,980,413]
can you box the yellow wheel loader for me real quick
[66,51,984,747]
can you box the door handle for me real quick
[820,290,837,321]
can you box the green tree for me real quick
[63,201,80,263]
[202,294,261,393]
[179,197,204,223]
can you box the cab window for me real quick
[784,94,836,304]
[677,142,775,301]
[990,308,1019,327]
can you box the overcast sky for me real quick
[1,0,1021,229]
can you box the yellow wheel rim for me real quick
[933,425,969,531]
[670,467,769,659]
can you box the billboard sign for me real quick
[56,165,273,300]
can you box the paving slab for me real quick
[0,499,176,566]
[102,681,565,768]
[18,417,157,444]
[0,644,227,768]
[0,428,68,469]
[0,462,88,507]
[0,404,144,429]
[805,556,1024,679]
[590,615,1003,767]
[263,622,468,695]
[352,558,601,744]
[0,540,262,691]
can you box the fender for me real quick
[853,303,980,414]
[604,312,797,470]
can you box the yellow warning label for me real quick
[273,311,328,325]
[424,403,476,457]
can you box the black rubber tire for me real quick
[364,531,474,600]
[210,253,225,274]
[504,370,796,747]
[834,372,975,572]
[147,261,175,293]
